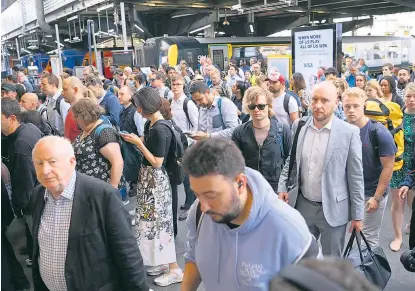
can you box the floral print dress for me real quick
[390,112,415,188]
[73,126,125,189]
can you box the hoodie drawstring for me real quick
[234,231,240,288]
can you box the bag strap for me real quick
[287,117,309,182]
[164,88,171,99]
[275,122,285,161]
[157,120,178,158]
[217,97,225,129]
[283,94,290,116]
[183,98,194,128]
[94,123,114,148]
[364,98,390,116]
[55,95,64,116]
[368,120,380,157]
[195,201,204,238]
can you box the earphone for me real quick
[238,181,243,188]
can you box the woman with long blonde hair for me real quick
[365,79,384,100]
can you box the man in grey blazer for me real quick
[278,81,365,256]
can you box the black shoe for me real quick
[180,204,190,211]
[178,210,189,221]
[128,186,137,197]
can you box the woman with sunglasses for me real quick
[232,86,292,193]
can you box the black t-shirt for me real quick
[143,120,172,166]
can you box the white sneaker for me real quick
[147,264,169,276]
[154,269,183,287]
[131,219,136,226]
[123,199,130,206]
[129,209,135,216]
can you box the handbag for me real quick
[343,230,391,290]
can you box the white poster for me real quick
[294,28,334,90]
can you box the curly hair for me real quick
[71,98,105,125]
[242,86,274,117]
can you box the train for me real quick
[135,36,415,75]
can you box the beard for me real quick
[206,188,242,224]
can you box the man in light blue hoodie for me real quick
[181,138,318,291]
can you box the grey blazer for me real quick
[278,116,365,227]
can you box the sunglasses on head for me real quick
[248,104,267,110]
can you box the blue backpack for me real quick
[94,116,143,182]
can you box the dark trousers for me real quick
[183,175,195,208]
[170,182,178,238]
[25,220,33,260]
[410,198,415,250]
[1,229,30,291]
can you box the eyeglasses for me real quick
[248,103,267,110]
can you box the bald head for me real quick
[33,136,76,197]
[62,76,86,104]
[313,81,338,102]
[310,81,339,123]
[20,93,39,111]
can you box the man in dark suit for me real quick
[31,136,149,291]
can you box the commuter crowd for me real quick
[1,54,415,291]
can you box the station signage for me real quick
[291,24,342,90]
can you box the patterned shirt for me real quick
[38,172,76,291]
[396,87,405,100]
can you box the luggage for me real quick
[343,230,391,289]
[364,98,404,171]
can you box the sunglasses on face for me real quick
[248,103,267,110]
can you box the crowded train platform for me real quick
[2,1,415,290]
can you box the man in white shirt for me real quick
[40,72,71,135]
[267,68,299,126]
[150,72,174,100]
[170,75,199,221]
[227,64,243,87]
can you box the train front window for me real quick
[212,50,224,71]
[159,40,170,65]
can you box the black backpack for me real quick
[282,94,292,116]
[55,95,64,116]
[158,120,185,185]
[43,120,63,136]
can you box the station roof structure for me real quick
[1,0,414,53]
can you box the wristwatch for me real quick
[373,195,383,202]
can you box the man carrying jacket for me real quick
[232,87,292,193]
[31,136,150,291]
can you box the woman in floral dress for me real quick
[389,83,415,251]
[121,87,183,287]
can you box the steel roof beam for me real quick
[387,0,415,9]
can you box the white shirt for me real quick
[97,91,106,105]
[45,89,70,135]
[272,92,299,126]
[159,86,174,100]
[300,118,333,202]
[171,94,199,143]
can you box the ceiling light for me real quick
[45,34,53,38]
[287,9,304,13]
[64,38,70,42]
[249,24,254,33]
[218,31,226,35]
[67,15,78,22]
[223,20,230,25]
[171,13,195,19]
[97,3,114,12]
[134,24,144,32]
[189,24,211,34]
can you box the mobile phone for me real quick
[119,130,130,135]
